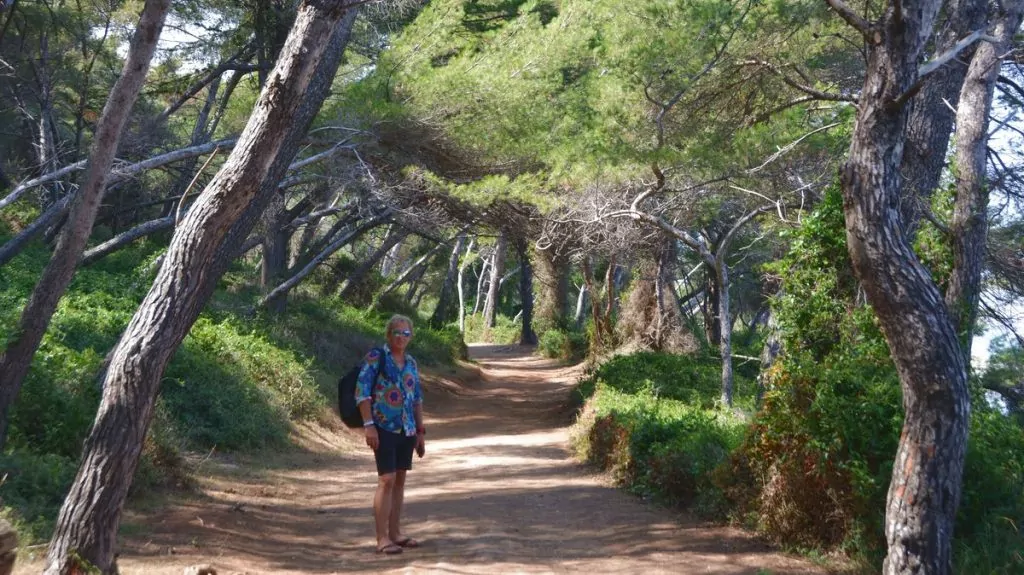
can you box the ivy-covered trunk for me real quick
[834,0,969,571]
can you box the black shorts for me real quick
[374,426,416,476]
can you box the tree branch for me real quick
[822,0,874,38]
[741,60,857,103]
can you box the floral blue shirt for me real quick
[355,346,422,436]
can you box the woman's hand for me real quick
[416,433,425,458]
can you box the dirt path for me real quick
[17,345,829,574]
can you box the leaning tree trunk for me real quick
[946,1,1024,361]
[833,0,971,571]
[515,237,537,345]
[482,234,507,338]
[430,235,467,328]
[0,0,169,450]
[898,0,987,234]
[43,4,357,573]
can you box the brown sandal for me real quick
[394,537,420,548]
[376,543,403,555]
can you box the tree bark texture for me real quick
[898,0,987,233]
[946,1,1024,360]
[834,1,970,571]
[714,260,733,407]
[534,245,569,330]
[0,517,15,575]
[43,4,357,573]
[260,192,290,306]
[430,234,467,328]
[515,237,537,345]
[0,0,169,450]
[482,234,507,337]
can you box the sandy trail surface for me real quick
[16,344,828,574]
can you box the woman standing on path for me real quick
[356,314,427,555]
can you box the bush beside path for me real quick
[14,345,828,575]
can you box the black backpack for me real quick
[338,348,384,428]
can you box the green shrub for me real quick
[462,313,521,344]
[0,452,78,545]
[571,352,750,518]
[537,328,589,360]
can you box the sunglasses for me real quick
[391,329,412,337]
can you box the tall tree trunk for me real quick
[757,308,780,405]
[574,282,588,329]
[380,237,402,277]
[473,255,490,315]
[515,238,537,345]
[714,260,734,407]
[338,228,408,300]
[260,193,289,313]
[534,245,569,330]
[43,4,357,573]
[404,263,429,304]
[946,1,1023,360]
[898,0,987,233]
[457,238,475,333]
[0,0,169,450]
[430,234,467,328]
[482,234,507,338]
[703,270,721,347]
[832,1,971,571]
[582,255,606,348]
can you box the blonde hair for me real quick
[386,314,414,335]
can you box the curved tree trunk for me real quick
[946,1,1024,360]
[0,0,169,450]
[43,4,358,573]
[832,1,972,571]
